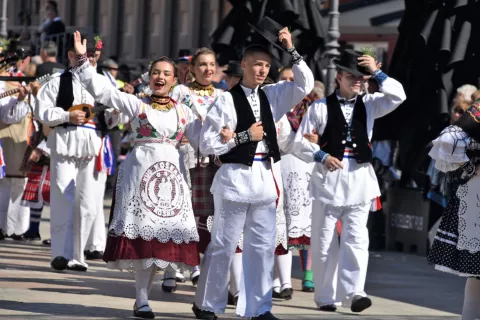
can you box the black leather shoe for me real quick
[192,303,217,320]
[161,278,177,293]
[190,270,200,286]
[11,234,26,241]
[42,239,51,246]
[319,304,337,312]
[67,263,87,272]
[85,250,104,260]
[50,256,69,271]
[227,291,238,306]
[0,229,5,240]
[279,288,293,300]
[350,295,372,313]
[251,311,280,320]
[272,290,282,299]
[24,232,41,241]
[133,302,155,319]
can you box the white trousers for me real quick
[85,171,107,252]
[50,155,99,265]
[0,177,29,236]
[229,252,242,296]
[194,195,276,318]
[311,200,370,306]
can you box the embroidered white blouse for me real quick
[200,60,314,204]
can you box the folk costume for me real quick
[21,122,52,241]
[72,52,201,315]
[276,97,316,294]
[85,36,119,260]
[0,90,32,239]
[170,79,223,286]
[294,49,406,311]
[193,34,314,317]
[427,100,480,319]
[35,34,118,271]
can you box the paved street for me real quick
[0,197,465,319]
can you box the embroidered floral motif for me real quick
[136,113,157,138]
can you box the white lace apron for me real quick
[107,102,199,271]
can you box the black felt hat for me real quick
[249,16,286,52]
[177,49,192,63]
[333,49,371,77]
[454,100,480,143]
[223,60,243,77]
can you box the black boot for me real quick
[192,303,217,320]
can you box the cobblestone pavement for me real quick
[0,201,465,320]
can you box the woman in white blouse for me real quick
[71,31,201,319]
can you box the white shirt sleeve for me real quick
[0,97,30,124]
[73,63,141,121]
[170,85,183,102]
[365,76,406,119]
[292,101,322,163]
[199,92,237,156]
[183,104,202,152]
[262,60,315,122]
[35,77,71,126]
[36,139,51,156]
[277,115,295,153]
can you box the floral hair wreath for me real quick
[94,35,103,50]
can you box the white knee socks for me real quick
[164,269,177,287]
[135,265,156,311]
[462,278,480,320]
[274,251,292,291]
[229,253,242,296]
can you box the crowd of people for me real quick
[0,6,479,320]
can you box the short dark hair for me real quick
[149,56,177,77]
[46,1,58,14]
[41,41,57,57]
[243,44,272,60]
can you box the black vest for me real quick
[318,93,372,164]
[219,83,281,166]
[55,70,109,134]
[56,70,74,111]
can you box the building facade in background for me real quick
[4,0,232,64]
[3,0,403,67]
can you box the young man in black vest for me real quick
[35,33,120,272]
[294,49,406,313]
[192,25,314,320]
